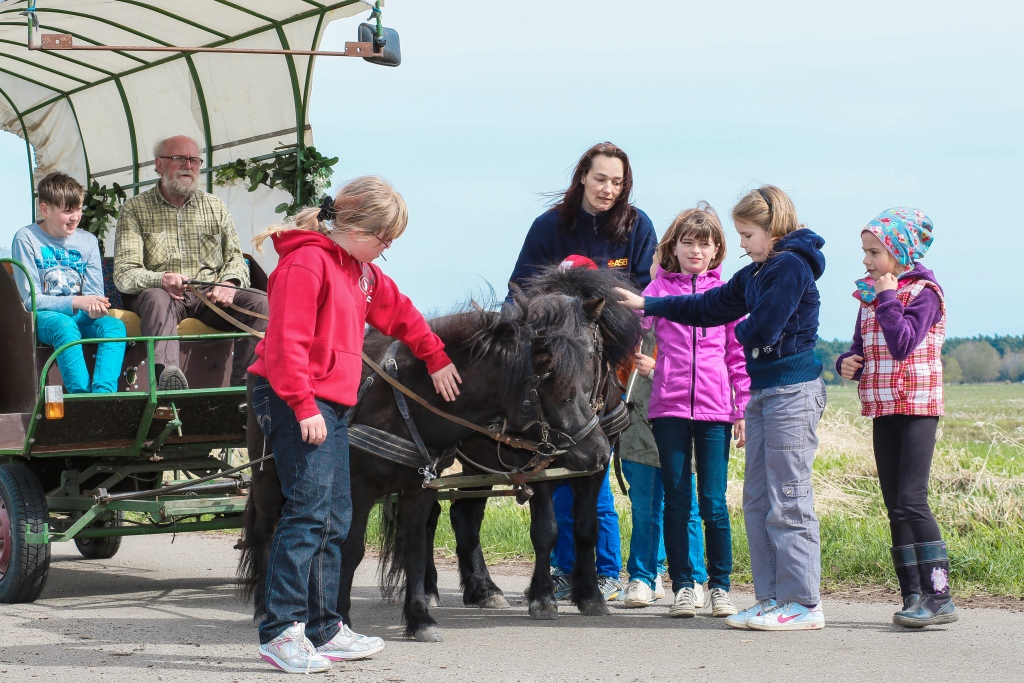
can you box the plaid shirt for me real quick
[113,186,249,294]
[858,279,946,417]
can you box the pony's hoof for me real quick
[413,626,444,642]
[481,594,511,609]
[529,600,558,620]
[427,594,440,608]
[578,599,610,616]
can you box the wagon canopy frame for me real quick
[0,0,375,266]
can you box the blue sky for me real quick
[2,1,1022,339]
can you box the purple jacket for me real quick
[643,267,750,422]
[837,263,944,380]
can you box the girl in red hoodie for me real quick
[248,176,461,674]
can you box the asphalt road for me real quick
[0,533,1020,683]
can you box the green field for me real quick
[373,383,1024,598]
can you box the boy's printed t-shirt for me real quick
[10,222,105,314]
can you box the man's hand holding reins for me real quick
[207,281,237,306]
[432,363,462,402]
[162,272,189,301]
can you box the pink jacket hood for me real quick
[642,266,750,422]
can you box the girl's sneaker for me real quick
[622,579,657,607]
[316,622,385,661]
[259,622,332,674]
[692,583,706,611]
[654,574,666,600]
[724,599,777,630]
[708,588,739,617]
[668,587,697,618]
[747,602,825,631]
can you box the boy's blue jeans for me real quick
[36,310,126,393]
[552,466,621,578]
[253,375,352,647]
[621,459,706,590]
[652,417,733,593]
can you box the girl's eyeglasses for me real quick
[372,234,393,250]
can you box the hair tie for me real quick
[756,188,774,224]
[317,195,336,223]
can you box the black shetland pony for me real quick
[238,289,612,642]
[440,266,643,619]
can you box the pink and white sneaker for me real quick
[316,622,385,661]
[747,602,825,631]
[724,599,777,630]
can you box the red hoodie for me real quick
[248,230,451,421]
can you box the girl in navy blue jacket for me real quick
[617,185,828,631]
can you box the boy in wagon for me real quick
[11,172,127,393]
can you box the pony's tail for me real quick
[235,450,282,620]
[377,494,404,603]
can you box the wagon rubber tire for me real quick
[74,512,124,560]
[0,464,52,603]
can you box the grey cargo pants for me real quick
[743,378,827,605]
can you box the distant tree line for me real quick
[815,335,1024,385]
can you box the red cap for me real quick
[559,254,598,271]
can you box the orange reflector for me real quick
[44,385,64,420]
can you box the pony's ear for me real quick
[583,297,606,322]
[508,282,529,315]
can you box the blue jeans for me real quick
[652,418,733,592]
[36,310,126,393]
[552,466,621,577]
[621,460,706,589]
[253,376,352,647]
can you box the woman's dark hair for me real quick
[552,142,638,244]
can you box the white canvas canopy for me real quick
[0,0,373,269]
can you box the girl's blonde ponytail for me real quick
[252,176,408,253]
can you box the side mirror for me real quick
[358,23,401,67]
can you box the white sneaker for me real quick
[259,622,332,674]
[692,583,706,611]
[708,588,739,617]
[316,622,385,661]
[724,599,777,630]
[668,587,697,618]
[654,574,666,600]
[747,602,825,631]
[622,579,657,608]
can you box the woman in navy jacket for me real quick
[508,142,657,602]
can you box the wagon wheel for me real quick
[0,464,52,603]
[74,511,124,560]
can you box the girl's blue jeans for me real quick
[551,466,621,578]
[36,310,126,393]
[253,375,352,647]
[652,417,733,592]
[621,459,706,590]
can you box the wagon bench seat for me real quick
[107,309,219,338]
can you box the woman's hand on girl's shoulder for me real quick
[733,419,746,448]
[432,363,462,402]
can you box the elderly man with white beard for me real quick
[113,135,268,390]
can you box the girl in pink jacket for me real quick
[643,202,750,618]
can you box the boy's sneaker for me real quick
[259,622,332,674]
[692,583,706,611]
[158,366,189,391]
[598,575,624,602]
[668,587,697,618]
[316,622,385,661]
[724,599,777,630]
[622,579,657,607]
[747,602,825,631]
[654,574,666,600]
[708,588,739,617]
[552,569,572,601]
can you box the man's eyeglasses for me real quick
[158,155,204,167]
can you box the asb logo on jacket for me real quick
[607,258,629,269]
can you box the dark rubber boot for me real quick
[893,541,958,628]
[890,545,922,619]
